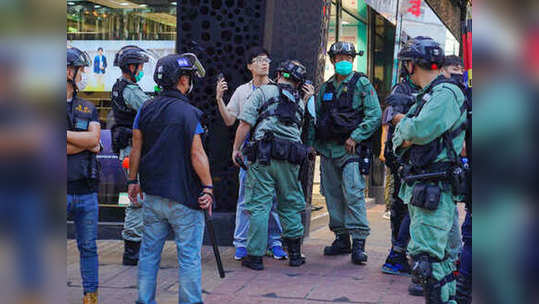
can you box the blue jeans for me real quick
[459,211,472,277]
[393,213,411,253]
[233,167,282,249]
[67,192,99,294]
[136,194,204,304]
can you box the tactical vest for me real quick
[402,75,469,170]
[137,89,204,210]
[254,84,305,131]
[315,72,368,143]
[111,78,138,154]
[245,84,309,166]
[384,79,419,173]
[67,97,99,183]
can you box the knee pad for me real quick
[411,254,433,284]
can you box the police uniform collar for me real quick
[330,71,355,86]
[161,88,189,101]
[421,74,447,94]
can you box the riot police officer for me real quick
[441,55,472,304]
[127,53,213,304]
[305,41,381,265]
[111,45,152,266]
[381,68,419,276]
[391,37,467,304]
[66,47,100,304]
[231,59,315,270]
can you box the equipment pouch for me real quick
[423,184,441,210]
[450,166,468,196]
[289,142,308,165]
[111,126,132,154]
[257,140,272,165]
[271,138,290,160]
[410,183,427,208]
[243,141,257,162]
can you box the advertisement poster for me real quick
[67,40,175,92]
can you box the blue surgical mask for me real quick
[135,70,144,82]
[335,60,353,76]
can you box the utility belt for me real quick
[243,133,308,166]
[340,143,373,175]
[401,161,469,211]
[67,151,100,183]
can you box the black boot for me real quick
[408,280,424,296]
[241,255,264,271]
[423,278,444,304]
[455,273,472,304]
[323,233,351,256]
[284,238,305,267]
[122,240,140,266]
[351,239,368,264]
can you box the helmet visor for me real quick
[181,53,206,78]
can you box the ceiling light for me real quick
[139,4,148,7]
[171,2,177,5]
[67,1,75,5]
[94,5,101,8]
[120,2,129,5]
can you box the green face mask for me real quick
[135,70,144,82]
[335,60,353,76]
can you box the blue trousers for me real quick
[67,192,99,294]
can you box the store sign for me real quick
[67,40,175,92]
[364,0,398,24]
[399,0,423,18]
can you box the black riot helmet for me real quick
[67,47,91,68]
[114,45,151,74]
[67,47,91,93]
[153,53,206,92]
[276,59,307,85]
[328,41,364,60]
[398,36,444,70]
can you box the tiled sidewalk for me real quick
[68,203,464,303]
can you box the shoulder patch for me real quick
[358,76,371,87]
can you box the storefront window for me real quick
[67,0,177,41]
[324,1,368,80]
[399,0,459,55]
[372,11,396,104]
[66,0,177,125]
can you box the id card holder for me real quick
[75,118,90,130]
[323,93,333,102]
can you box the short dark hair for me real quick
[244,46,270,65]
[443,55,463,68]
[98,47,103,52]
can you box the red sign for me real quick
[407,0,422,17]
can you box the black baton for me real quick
[204,208,225,278]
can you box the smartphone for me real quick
[217,72,224,82]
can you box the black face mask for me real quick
[450,73,464,84]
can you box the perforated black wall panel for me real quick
[177,0,267,211]
[177,0,330,212]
